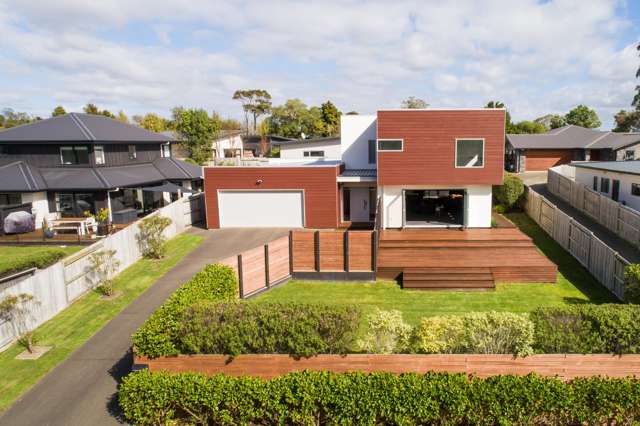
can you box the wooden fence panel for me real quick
[552,208,571,250]
[240,246,267,296]
[618,206,640,247]
[292,231,316,271]
[582,188,600,221]
[568,220,592,268]
[348,231,373,272]
[539,198,555,235]
[268,236,290,284]
[599,196,619,234]
[318,231,345,271]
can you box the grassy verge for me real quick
[254,213,616,324]
[0,245,83,277]
[0,233,203,412]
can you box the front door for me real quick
[348,187,370,223]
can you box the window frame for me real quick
[600,177,610,194]
[60,145,89,165]
[377,139,404,152]
[625,150,635,161]
[454,138,485,169]
[128,144,137,160]
[368,139,377,164]
[94,145,105,165]
[631,183,640,197]
[303,150,325,158]
[593,176,598,191]
[0,193,22,207]
[161,143,171,158]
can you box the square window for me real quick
[60,146,75,164]
[600,177,610,193]
[632,183,640,196]
[128,145,137,160]
[161,144,171,158]
[625,150,635,161]
[94,145,105,165]
[455,139,484,168]
[377,139,403,151]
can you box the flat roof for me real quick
[572,160,640,176]
[206,160,343,169]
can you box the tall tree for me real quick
[533,114,565,129]
[401,96,428,109]
[564,105,601,128]
[613,110,640,132]
[320,101,341,136]
[232,89,272,134]
[267,99,326,139]
[137,113,168,132]
[508,120,547,134]
[0,108,35,128]
[116,110,129,123]
[634,43,640,110]
[83,103,115,119]
[52,106,66,117]
[485,100,512,130]
[173,108,220,165]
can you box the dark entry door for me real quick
[612,180,620,202]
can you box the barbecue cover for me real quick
[4,211,35,234]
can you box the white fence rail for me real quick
[524,188,627,300]
[0,193,204,350]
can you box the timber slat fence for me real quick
[525,187,627,300]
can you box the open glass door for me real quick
[403,189,465,227]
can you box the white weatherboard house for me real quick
[573,161,640,212]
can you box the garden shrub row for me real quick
[119,370,640,425]
[0,248,69,278]
[178,302,360,357]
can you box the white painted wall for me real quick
[212,134,243,158]
[575,167,640,211]
[279,141,342,160]
[21,192,51,229]
[381,184,493,228]
[340,115,377,169]
[615,144,640,161]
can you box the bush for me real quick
[178,302,360,358]
[624,264,640,304]
[493,173,524,210]
[0,248,68,278]
[132,264,238,357]
[119,370,640,425]
[136,215,172,259]
[412,312,534,356]
[358,309,412,354]
[531,304,640,354]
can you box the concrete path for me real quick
[530,183,640,263]
[0,227,289,426]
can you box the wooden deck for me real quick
[377,228,557,289]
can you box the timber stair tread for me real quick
[401,267,495,291]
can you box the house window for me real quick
[128,144,137,160]
[632,183,640,196]
[342,188,351,221]
[625,150,635,161]
[455,139,484,168]
[56,193,96,217]
[368,139,377,164]
[0,145,9,157]
[0,193,21,207]
[161,143,171,158]
[94,145,105,165]
[60,146,89,165]
[303,151,325,157]
[377,139,403,151]
[600,177,610,194]
[369,187,376,221]
[593,176,598,191]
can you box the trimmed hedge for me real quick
[531,304,640,354]
[0,248,68,278]
[493,173,524,210]
[178,302,360,357]
[119,370,640,425]
[132,264,237,357]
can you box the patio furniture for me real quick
[51,217,92,236]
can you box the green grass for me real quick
[0,245,83,276]
[0,233,203,412]
[254,213,617,325]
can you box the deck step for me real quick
[379,241,533,249]
[403,280,495,290]
[404,273,494,281]
[402,267,495,290]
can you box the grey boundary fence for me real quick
[524,187,627,300]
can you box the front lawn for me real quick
[0,245,83,278]
[0,233,203,412]
[254,213,616,324]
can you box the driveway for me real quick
[516,171,548,186]
[0,227,289,426]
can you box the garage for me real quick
[218,190,304,228]
[523,149,574,171]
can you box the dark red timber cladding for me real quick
[204,165,342,229]
[376,110,505,186]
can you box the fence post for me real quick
[237,254,244,299]
[288,230,294,275]
[344,231,350,273]
[264,244,270,287]
[314,231,320,272]
[371,230,377,272]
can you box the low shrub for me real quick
[132,264,237,357]
[0,248,68,278]
[136,215,172,259]
[493,204,506,214]
[531,304,640,354]
[624,264,640,304]
[178,302,360,357]
[119,370,640,425]
[493,173,524,210]
[358,309,412,354]
[412,312,534,356]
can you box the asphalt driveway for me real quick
[0,227,289,426]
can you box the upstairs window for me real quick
[161,143,171,158]
[128,144,137,160]
[0,193,21,207]
[0,145,9,157]
[94,145,105,165]
[377,139,403,152]
[632,183,640,196]
[593,176,598,191]
[60,146,89,165]
[303,150,324,157]
[625,150,635,161]
[368,139,377,164]
[600,177,610,194]
[455,139,484,168]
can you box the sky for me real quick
[0,0,638,129]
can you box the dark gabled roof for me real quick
[272,136,341,147]
[507,125,640,150]
[0,161,46,191]
[39,167,108,191]
[340,169,377,178]
[152,157,202,180]
[0,113,173,144]
[572,160,640,176]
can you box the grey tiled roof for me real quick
[572,160,640,176]
[340,169,377,177]
[507,125,640,150]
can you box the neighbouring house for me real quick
[0,113,202,228]
[242,134,297,158]
[204,108,505,229]
[572,160,640,211]
[505,125,640,172]
[271,136,342,161]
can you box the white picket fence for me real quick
[524,187,627,300]
[0,193,204,350]
[548,165,640,248]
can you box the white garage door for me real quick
[218,190,304,228]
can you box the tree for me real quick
[0,108,35,128]
[136,216,172,259]
[486,101,513,131]
[613,110,640,132]
[533,114,565,130]
[345,111,359,115]
[0,293,39,353]
[320,101,341,136]
[116,110,129,123]
[138,113,168,132]
[564,105,601,128]
[52,106,66,117]
[83,103,115,119]
[267,99,326,139]
[173,108,220,164]
[232,89,272,134]
[88,249,120,297]
[401,96,428,109]
[258,119,270,157]
[508,120,547,134]
[634,43,640,110]
[220,117,242,130]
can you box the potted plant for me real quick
[42,217,55,239]
[84,208,110,236]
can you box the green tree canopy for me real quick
[634,43,640,110]
[173,108,220,165]
[0,108,36,129]
[135,113,168,132]
[613,110,640,132]
[485,100,512,130]
[116,110,129,123]
[52,106,66,117]
[564,105,601,128]
[508,120,547,134]
[401,96,428,109]
[267,99,326,139]
[83,103,115,119]
[320,101,341,136]
[533,114,565,129]
[232,89,272,134]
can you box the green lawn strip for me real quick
[255,212,616,325]
[0,233,203,413]
[0,245,83,277]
